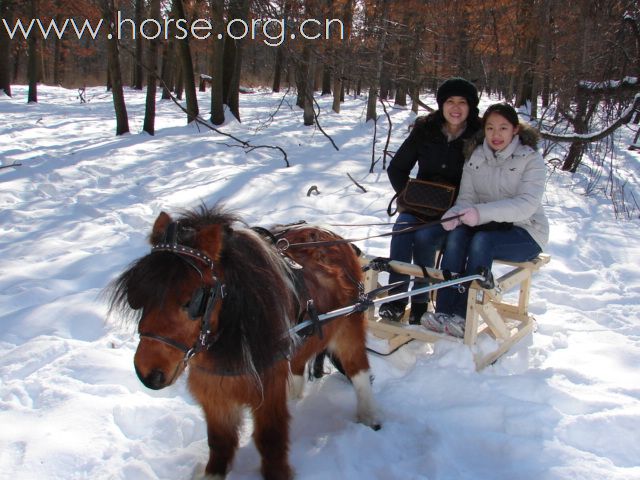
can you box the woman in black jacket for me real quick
[381,78,481,324]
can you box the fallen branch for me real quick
[539,94,640,143]
[347,172,367,193]
[0,161,22,170]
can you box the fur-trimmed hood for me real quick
[463,122,540,159]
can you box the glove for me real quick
[459,207,480,227]
[441,213,461,231]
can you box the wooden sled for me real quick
[360,254,550,370]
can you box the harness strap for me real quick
[139,332,191,353]
[278,214,463,251]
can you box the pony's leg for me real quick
[330,314,382,430]
[252,367,293,480]
[201,403,241,478]
[288,357,306,400]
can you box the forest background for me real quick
[1,0,640,195]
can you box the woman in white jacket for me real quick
[423,103,549,337]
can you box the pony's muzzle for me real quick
[135,364,167,390]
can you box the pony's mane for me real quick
[109,204,299,376]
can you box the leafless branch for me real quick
[311,95,339,151]
[347,172,367,193]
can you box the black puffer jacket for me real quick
[387,112,480,194]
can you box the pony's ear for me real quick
[149,211,173,245]
[197,224,224,262]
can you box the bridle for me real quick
[138,222,226,368]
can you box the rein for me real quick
[276,214,463,251]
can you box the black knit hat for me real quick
[436,77,479,110]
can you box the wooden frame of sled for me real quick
[360,254,550,370]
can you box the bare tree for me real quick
[27,0,38,103]
[143,0,162,135]
[366,0,389,122]
[100,0,130,135]
[209,0,225,125]
[223,0,250,121]
[332,0,354,113]
[133,0,144,90]
[172,0,199,123]
[0,0,14,96]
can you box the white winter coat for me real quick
[446,125,549,249]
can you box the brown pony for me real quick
[109,204,380,480]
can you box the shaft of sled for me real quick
[377,273,485,306]
[316,273,485,322]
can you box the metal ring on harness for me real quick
[276,237,290,252]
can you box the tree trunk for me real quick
[175,60,184,100]
[561,92,590,172]
[272,47,283,93]
[366,0,389,122]
[133,0,144,89]
[27,0,39,103]
[173,0,199,123]
[303,44,315,126]
[332,65,343,113]
[321,64,331,95]
[209,0,225,124]
[143,0,161,135]
[53,30,65,85]
[394,84,407,106]
[540,0,553,109]
[0,0,14,96]
[331,0,352,113]
[101,0,129,135]
[160,41,173,99]
[295,58,306,108]
[52,0,66,86]
[409,16,425,114]
[222,0,249,121]
[514,0,538,112]
[411,84,420,114]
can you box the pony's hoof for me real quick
[288,374,304,399]
[357,412,382,431]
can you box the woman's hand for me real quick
[459,207,480,227]
[441,213,461,231]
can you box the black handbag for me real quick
[387,178,457,221]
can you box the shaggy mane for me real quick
[109,204,298,375]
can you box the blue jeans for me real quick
[388,212,447,304]
[436,226,542,317]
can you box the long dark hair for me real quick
[482,103,519,128]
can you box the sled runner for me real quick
[359,253,551,370]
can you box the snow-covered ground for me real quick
[1,85,639,480]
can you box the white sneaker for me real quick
[444,314,466,338]
[421,312,446,333]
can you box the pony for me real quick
[109,204,380,480]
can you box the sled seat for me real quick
[360,253,550,370]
